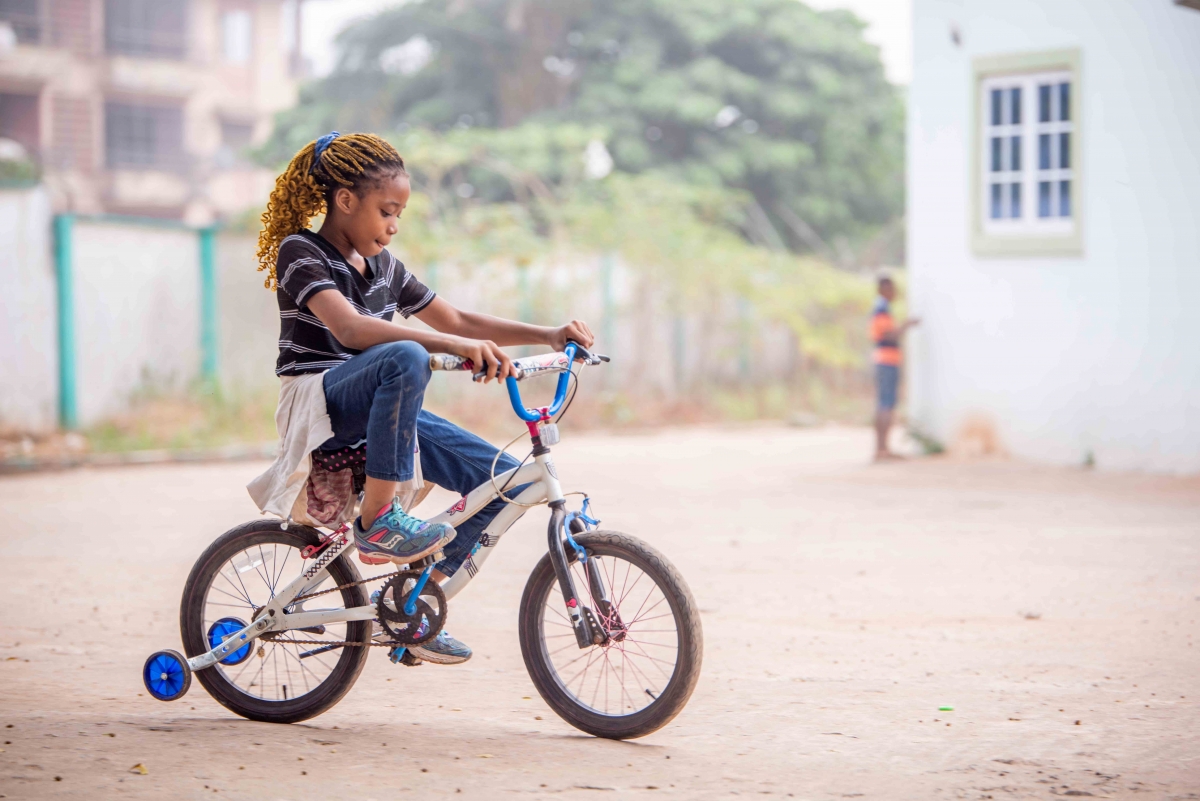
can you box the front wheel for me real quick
[518,531,703,739]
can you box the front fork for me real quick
[547,501,612,649]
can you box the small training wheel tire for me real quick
[143,649,192,702]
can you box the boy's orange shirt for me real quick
[871,297,902,366]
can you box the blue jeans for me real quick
[875,363,900,411]
[321,341,522,577]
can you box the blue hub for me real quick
[143,650,191,702]
[207,617,252,665]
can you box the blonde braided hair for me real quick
[256,132,407,290]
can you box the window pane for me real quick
[1010,136,1021,171]
[991,183,1003,219]
[1010,87,1021,125]
[1038,181,1052,218]
[1059,180,1071,217]
[991,137,1002,172]
[0,0,41,42]
[105,0,188,59]
[1039,134,1051,170]
[105,102,183,168]
[991,89,1002,126]
[1039,84,1051,123]
[1010,182,1022,218]
[1059,132,1070,169]
[1059,82,1070,121]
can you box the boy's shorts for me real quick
[875,364,900,411]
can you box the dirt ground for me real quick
[0,425,1197,800]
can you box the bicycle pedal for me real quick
[387,646,424,666]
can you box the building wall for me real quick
[0,0,298,221]
[908,0,1200,472]
[0,186,58,432]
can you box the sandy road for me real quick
[0,425,1198,800]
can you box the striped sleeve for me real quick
[386,251,436,318]
[277,236,337,307]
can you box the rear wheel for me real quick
[518,531,703,739]
[179,519,370,724]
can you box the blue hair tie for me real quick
[311,131,340,172]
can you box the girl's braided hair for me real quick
[255,132,407,290]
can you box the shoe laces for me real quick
[379,501,427,536]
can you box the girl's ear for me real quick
[331,186,357,216]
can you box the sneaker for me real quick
[355,499,455,565]
[409,624,473,665]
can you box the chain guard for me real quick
[375,571,446,646]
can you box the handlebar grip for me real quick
[428,354,473,372]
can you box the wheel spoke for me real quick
[538,546,683,720]
[201,536,359,705]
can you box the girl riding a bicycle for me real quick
[247,132,594,666]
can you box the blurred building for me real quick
[0,0,303,223]
[908,0,1200,473]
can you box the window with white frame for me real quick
[221,9,252,64]
[981,70,1074,236]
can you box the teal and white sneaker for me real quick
[355,498,455,565]
[409,619,473,665]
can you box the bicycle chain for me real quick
[261,565,410,650]
[262,637,403,649]
[260,548,433,650]
[290,568,402,604]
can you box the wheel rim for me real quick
[200,540,354,703]
[538,550,681,717]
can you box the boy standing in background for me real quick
[871,276,919,461]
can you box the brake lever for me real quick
[566,341,610,365]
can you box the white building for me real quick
[907,0,1200,473]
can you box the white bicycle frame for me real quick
[187,427,568,672]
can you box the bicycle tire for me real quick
[518,530,703,739]
[179,519,370,724]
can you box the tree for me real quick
[263,0,903,258]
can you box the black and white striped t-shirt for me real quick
[274,230,435,376]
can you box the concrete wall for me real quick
[908,0,1200,473]
[0,186,57,432]
[72,221,202,425]
[217,234,281,392]
[1,202,844,432]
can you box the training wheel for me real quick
[207,617,252,665]
[143,649,192,702]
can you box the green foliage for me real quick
[261,0,903,256]
[377,127,874,368]
[0,157,40,186]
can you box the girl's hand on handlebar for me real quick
[447,337,517,383]
[549,320,595,352]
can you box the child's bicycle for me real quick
[142,343,702,740]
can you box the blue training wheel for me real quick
[207,617,252,665]
[143,649,191,702]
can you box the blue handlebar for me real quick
[506,342,577,421]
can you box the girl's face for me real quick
[329,173,410,258]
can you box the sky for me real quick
[302,0,913,84]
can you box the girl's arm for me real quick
[414,297,595,352]
[306,289,520,381]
